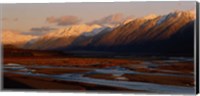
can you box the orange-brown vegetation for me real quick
[122,74,194,87]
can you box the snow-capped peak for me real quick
[44,24,102,38]
[157,10,195,25]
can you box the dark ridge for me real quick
[62,21,194,57]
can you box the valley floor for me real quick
[2,56,195,94]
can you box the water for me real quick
[5,70,194,93]
[3,60,195,93]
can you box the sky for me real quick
[1,1,196,35]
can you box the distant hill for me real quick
[2,30,38,47]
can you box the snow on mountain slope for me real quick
[24,24,103,50]
[82,27,107,36]
[122,18,135,25]
[67,27,113,48]
[45,24,101,38]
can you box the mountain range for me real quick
[2,10,196,56]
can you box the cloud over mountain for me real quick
[23,27,57,36]
[46,16,81,26]
[88,13,126,26]
[30,27,57,32]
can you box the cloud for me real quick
[2,18,18,22]
[13,18,19,21]
[88,13,125,25]
[46,16,81,26]
[46,16,57,23]
[23,26,57,36]
[2,18,7,21]
[30,27,57,32]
